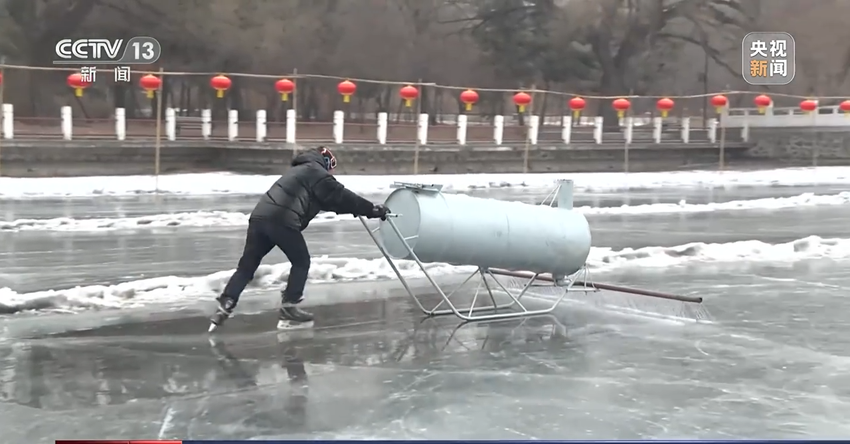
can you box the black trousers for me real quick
[222,219,310,303]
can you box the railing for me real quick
[1,63,849,141]
[1,63,847,175]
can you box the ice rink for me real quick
[2,168,850,441]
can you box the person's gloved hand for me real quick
[368,204,389,220]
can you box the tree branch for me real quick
[656,32,740,79]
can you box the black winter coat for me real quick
[249,150,375,230]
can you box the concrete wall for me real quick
[0,140,764,177]
[747,127,850,165]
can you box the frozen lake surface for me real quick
[1,168,850,441]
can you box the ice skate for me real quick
[277,298,314,330]
[208,295,236,332]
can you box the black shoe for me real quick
[278,298,314,330]
[209,295,236,332]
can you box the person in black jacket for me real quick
[209,146,389,332]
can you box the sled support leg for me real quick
[360,216,589,322]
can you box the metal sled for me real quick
[359,214,593,322]
[358,180,595,322]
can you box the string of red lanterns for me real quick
[50,71,850,120]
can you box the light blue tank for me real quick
[379,182,591,276]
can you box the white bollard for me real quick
[61,106,72,140]
[1,104,12,139]
[227,109,238,141]
[493,115,504,145]
[114,107,125,141]
[681,117,690,143]
[377,112,388,144]
[165,108,176,141]
[708,118,718,143]
[624,117,634,144]
[652,116,662,143]
[333,110,344,144]
[561,116,572,145]
[285,109,296,143]
[741,116,749,142]
[201,109,212,140]
[528,115,540,145]
[457,114,468,145]
[593,116,603,144]
[256,109,266,142]
[417,113,429,145]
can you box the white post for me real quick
[377,111,388,144]
[255,110,267,142]
[741,110,749,142]
[333,110,344,144]
[61,106,72,140]
[624,116,633,173]
[625,117,634,144]
[528,115,540,145]
[165,108,176,141]
[417,113,429,145]
[493,115,504,145]
[681,117,690,143]
[652,116,662,143]
[114,107,125,141]
[1,104,12,139]
[593,116,603,144]
[457,114,468,145]
[227,109,238,141]
[708,118,718,143]
[285,109,296,144]
[561,116,572,145]
[201,109,212,140]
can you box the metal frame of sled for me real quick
[358,180,594,322]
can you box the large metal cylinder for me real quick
[379,183,591,276]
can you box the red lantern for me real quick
[210,75,231,99]
[710,95,728,114]
[612,98,631,118]
[0,72,3,88]
[460,89,478,111]
[67,72,91,97]
[338,80,356,103]
[800,99,817,113]
[754,94,771,113]
[139,74,161,99]
[513,92,532,113]
[839,100,850,116]
[399,85,418,107]
[656,97,674,118]
[569,97,585,118]
[275,78,295,102]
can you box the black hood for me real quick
[291,149,326,168]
